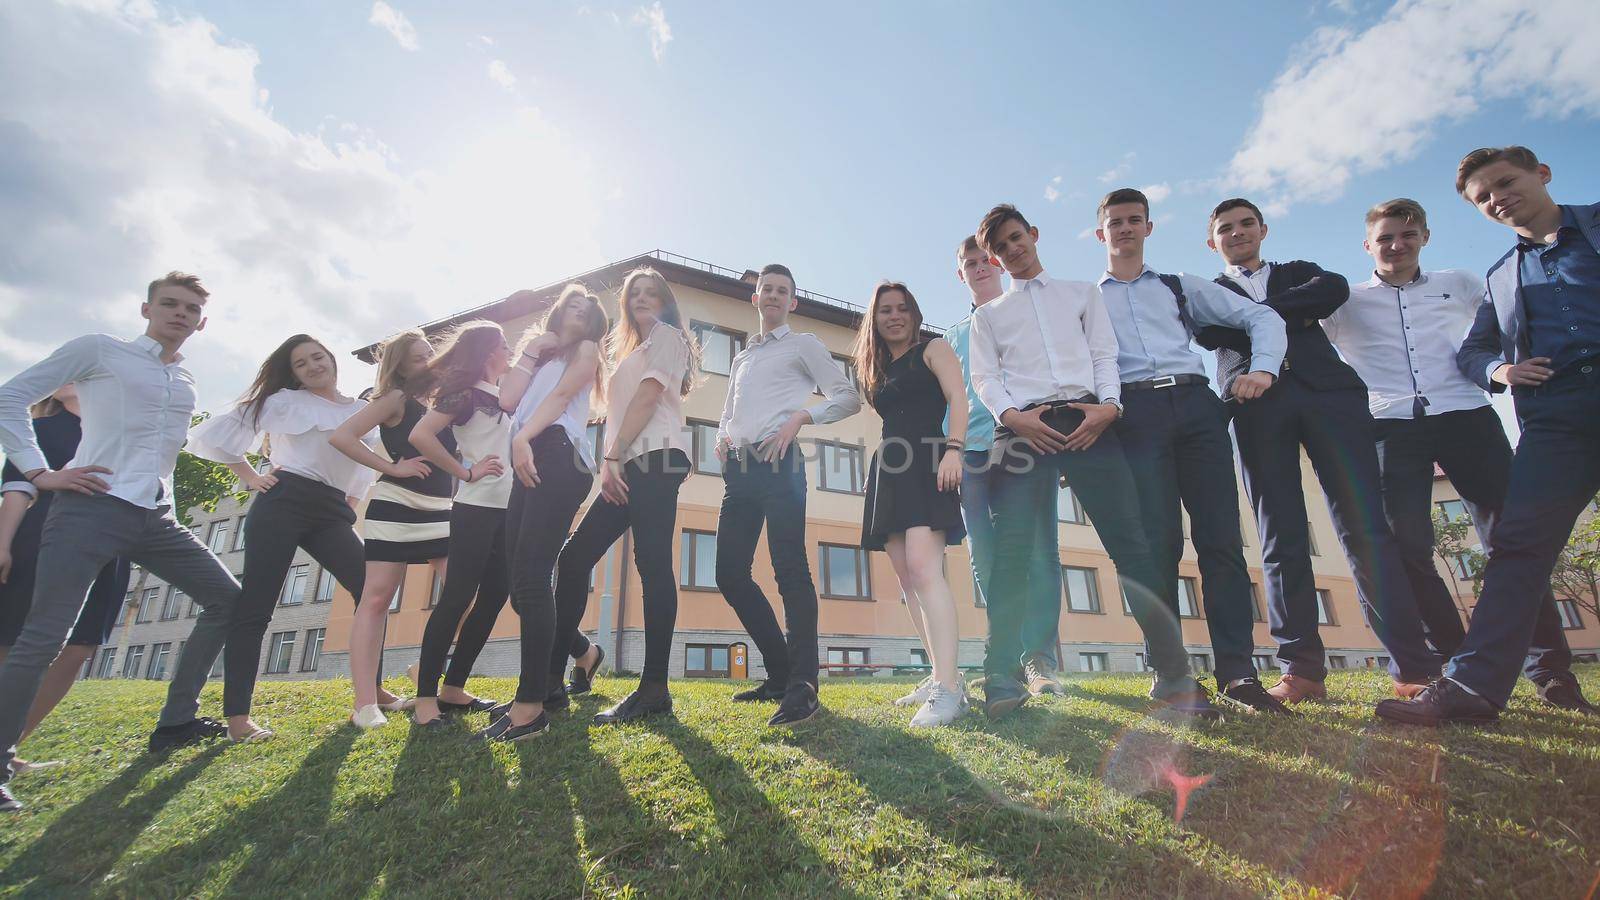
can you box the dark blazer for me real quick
[1457,202,1600,392]
[1198,259,1363,398]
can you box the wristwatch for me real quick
[1104,398,1124,419]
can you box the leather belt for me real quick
[1122,373,1209,392]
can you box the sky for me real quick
[2,0,1599,416]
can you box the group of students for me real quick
[0,144,1594,811]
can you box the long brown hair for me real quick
[514,284,610,403]
[422,320,506,416]
[371,329,433,400]
[606,267,701,398]
[852,281,924,402]
[239,334,336,427]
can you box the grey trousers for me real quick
[0,492,240,783]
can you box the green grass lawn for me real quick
[1,668,1597,898]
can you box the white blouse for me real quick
[451,382,513,509]
[187,389,380,499]
[606,321,691,464]
[511,355,594,470]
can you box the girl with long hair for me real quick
[851,282,969,727]
[329,330,451,728]
[556,268,699,725]
[187,335,380,741]
[477,285,608,742]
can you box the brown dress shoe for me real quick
[1266,673,1328,704]
[1392,679,1434,699]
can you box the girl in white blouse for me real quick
[187,334,379,741]
[556,268,699,725]
[475,285,608,743]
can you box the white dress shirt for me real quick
[186,389,379,499]
[1223,262,1274,301]
[1323,269,1490,419]
[716,324,862,448]
[511,356,595,469]
[1096,266,1287,383]
[0,334,197,509]
[607,322,692,463]
[969,271,1122,421]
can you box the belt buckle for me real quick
[1152,375,1178,389]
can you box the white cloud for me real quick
[631,1,672,62]
[0,0,607,409]
[1139,182,1172,205]
[368,1,418,51]
[1222,0,1600,211]
[1076,226,1098,241]
[478,34,494,46]
[487,59,516,90]
[1097,152,1134,184]
[1043,175,1062,202]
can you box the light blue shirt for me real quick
[1095,266,1287,384]
[944,312,994,452]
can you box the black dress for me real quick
[362,396,456,562]
[860,342,965,552]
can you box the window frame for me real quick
[1314,588,1336,626]
[1556,598,1584,630]
[1079,651,1108,672]
[265,631,296,675]
[1061,565,1102,614]
[147,642,173,680]
[818,543,873,601]
[826,646,872,677]
[301,628,327,672]
[1057,486,1087,525]
[686,419,724,477]
[689,321,747,378]
[280,564,309,607]
[679,529,719,592]
[1177,576,1202,619]
[816,440,866,495]
[683,643,732,678]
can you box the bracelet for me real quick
[603,456,620,463]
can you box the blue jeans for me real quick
[961,449,1060,669]
[1446,369,1600,706]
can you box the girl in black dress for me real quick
[852,282,970,728]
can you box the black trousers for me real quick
[1445,370,1599,705]
[506,427,594,704]
[415,502,509,698]
[554,449,689,685]
[225,472,365,717]
[1374,406,1571,683]
[1231,378,1436,682]
[1117,384,1258,686]
[715,446,817,690]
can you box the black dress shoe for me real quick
[545,684,570,712]
[568,645,605,696]
[1218,677,1296,716]
[438,697,498,715]
[982,675,1030,720]
[732,679,786,703]
[148,716,227,753]
[0,784,21,812]
[1537,677,1598,715]
[1375,678,1499,726]
[475,712,549,743]
[767,683,820,727]
[594,686,673,725]
[411,715,452,732]
[486,701,511,721]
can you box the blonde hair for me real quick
[1365,198,1428,231]
[606,267,701,398]
[371,329,432,399]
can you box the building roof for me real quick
[353,250,935,362]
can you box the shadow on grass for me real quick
[0,745,224,893]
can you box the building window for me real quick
[908,648,929,667]
[586,421,606,461]
[1079,651,1108,672]
[209,652,225,679]
[186,595,201,619]
[1177,577,1201,618]
[265,632,296,674]
[817,441,865,494]
[1249,583,1266,623]
[819,544,872,600]
[1307,521,1320,556]
[1062,565,1101,613]
[681,643,730,678]
[315,567,336,603]
[1328,654,1348,669]
[679,530,718,590]
[160,587,184,621]
[427,572,444,609]
[95,648,117,679]
[1315,589,1336,626]
[1435,499,1470,524]
[135,586,161,623]
[147,642,173,680]
[1134,652,1151,671]
[122,644,146,679]
[1057,486,1086,525]
[1573,653,1599,664]
[1252,654,1277,671]
[208,519,230,554]
[389,582,404,612]
[279,564,309,606]
[687,420,722,476]
[827,646,871,676]
[233,517,248,551]
[117,591,132,626]
[1556,599,1584,630]
[690,321,746,377]
[301,628,326,672]
[971,570,986,608]
[1189,653,1212,673]
[815,354,861,396]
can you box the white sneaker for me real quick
[377,696,416,713]
[909,683,967,728]
[350,704,388,729]
[893,675,935,707]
